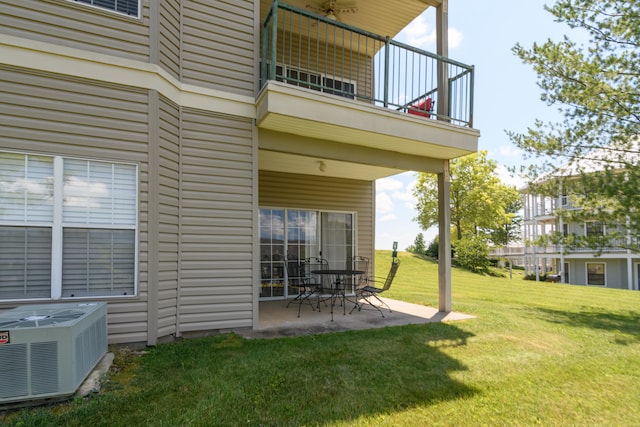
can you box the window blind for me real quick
[62,228,135,297]
[0,227,52,299]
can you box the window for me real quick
[0,152,137,301]
[71,0,139,17]
[259,208,354,300]
[322,77,356,99]
[274,65,356,99]
[586,221,604,237]
[586,262,605,286]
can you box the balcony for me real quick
[256,0,479,179]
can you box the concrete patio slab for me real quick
[241,297,475,339]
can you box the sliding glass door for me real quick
[259,208,354,300]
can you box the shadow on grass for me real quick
[3,324,478,426]
[535,307,640,344]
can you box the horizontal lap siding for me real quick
[0,67,148,160]
[180,109,254,332]
[0,0,150,62]
[0,67,150,344]
[258,171,374,267]
[275,33,373,100]
[156,96,181,339]
[158,0,181,79]
[182,0,254,97]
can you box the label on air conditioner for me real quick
[0,331,9,345]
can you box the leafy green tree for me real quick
[413,151,522,244]
[406,233,426,255]
[425,236,439,258]
[490,198,523,246]
[509,0,640,239]
[453,235,491,273]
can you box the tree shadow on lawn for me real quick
[70,323,479,426]
[534,307,640,344]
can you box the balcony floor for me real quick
[242,298,475,339]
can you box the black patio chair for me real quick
[303,257,330,310]
[346,255,369,292]
[285,257,317,317]
[350,258,400,317]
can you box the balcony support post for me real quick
[438,160,452,312]
[270,0,279,83]
[436,0,449,121]
[383,36,390,108]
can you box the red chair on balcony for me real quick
[408,97,434,118]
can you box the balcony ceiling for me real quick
[260,0,439,38]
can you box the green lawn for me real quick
[3,250,640,426]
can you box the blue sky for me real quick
[375,0,571,250]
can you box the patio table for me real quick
[310,269,364,321]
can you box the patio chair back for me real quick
[380,259,400,292]
[347,256,369,288]
[285,257,304,286]
[303,257,328,286]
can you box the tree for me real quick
[454,235,491,273]
[509,0,640,238]
[413,151,522,245]
[425,236,439,258]
[406,233,426,255]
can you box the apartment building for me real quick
[522,184,640,291]
[0,0,479,345]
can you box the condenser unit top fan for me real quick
[0,308,85,329]
[306,0,358,21]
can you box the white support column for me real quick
[438,160,452,312]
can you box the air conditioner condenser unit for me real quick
[0,302,108,404]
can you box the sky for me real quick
[375,0,573,250]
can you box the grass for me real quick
[3,250,640,426]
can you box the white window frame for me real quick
[585,262,606,286]
[258,207,357,300]
[277,64,357,99]
[0,151,138,302]
[68,0,140,18]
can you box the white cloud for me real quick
[448,27,463,49]
[498,144,524,158]
[378,213,397,222]
[376,177,404,192]
[403,15,437,48]
[397,14,463,50]
[495,164,526,189]
[376,192,394,214]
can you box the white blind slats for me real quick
[63,160,136,226]
[0,226,52,299]
[62,228,135,297]
[0,153,53,224]
[0,152,137,301]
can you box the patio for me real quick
[243,298,475,339]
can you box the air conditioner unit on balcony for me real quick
[0,302,108,404]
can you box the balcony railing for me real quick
[260,1,474,127]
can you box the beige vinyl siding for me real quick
[273,33,374,100]
[158,0,181,79]
[156,96,181,339]
[0,66,150,344]
[0,0,150,62]
[0,66,148,160]
[182,0,254,97]
[258,171,375,266]
[179,109,254,333]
